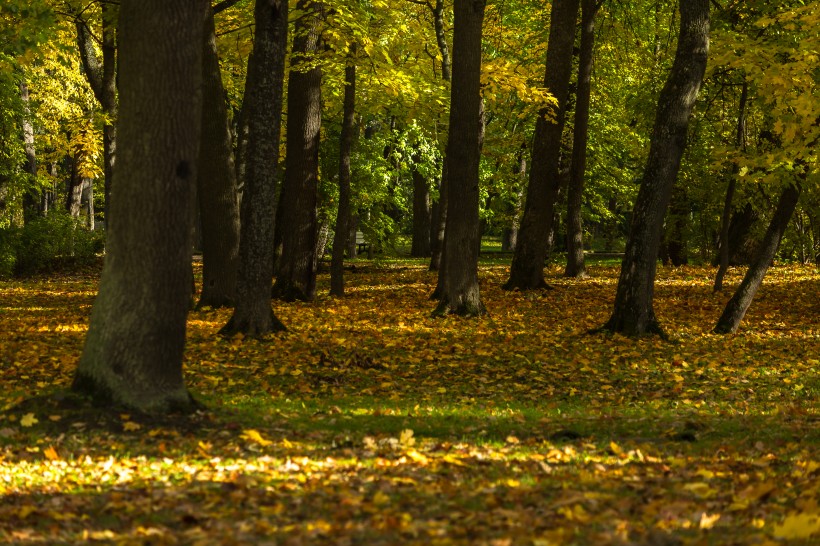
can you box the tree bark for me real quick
[564,0,599,278]
[271,0,323,302]
[196,8,240,309]
[73,0,208,413]
[220,0,289,336]
[602,0,709,336]
[19,81,39,223]
[330,51,356,296]
[714,79,748,292]
[410,161,432,257]
[433,0,486,317]
[504,0,580,290]
[714,184,800,334]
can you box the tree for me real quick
[271,0,324,302]
[220,0,289,336]
[73,0,208,412]
[432,0,486,317]
[503,0,579,291]
[601,0,710,336]
[330,47,356,297]
[196,6,240,309]
[564,0,600,279]
[714,183,800,333]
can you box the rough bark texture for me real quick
[433,0,486,317]
[196,9,240,309]
[73,0,207,413]
[220,0,288,336]
[564,0,599,279]
[330,54,356,296]
[504,0,579,290]
[714,80,747,292]
[602,0,709,336]
[714,184,800,334]
[271,0,323,302]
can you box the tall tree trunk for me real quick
[714,80,748,292]
[73,0,207,413]
[714,183,800,334]
[331,51,356,296]
[196,8,241,309]
[410,162,432,257]
[433,0,486,317]
[504,0,580,291]
[502,144,527,251]
[66,152,84,218]
[564,0,599,278]
[19,81,39,223]
[602,0,709,336]
[660,185,690,266]
[220,0,289,336]
[271,0,323,302]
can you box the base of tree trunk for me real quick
[72,372,199,414]
[501,277,553,291]
[432,298,487,318]
[564,268,588,279]
[271,280,312,302]
[196,292,234,310]
[596,314,668,339]
[219,312,287,338]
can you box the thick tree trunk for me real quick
[602,0,709,336]
[714,184,800,334]
[271,1,323,302]
[714,80,748,292]
[564,0,599,279]
[411,163,432,257]
[220,0,288,336]
[433,0,486,317]
[196,8,240,309]
[73,0,207,413]
[504,0,579,291]
[331,54,356,296]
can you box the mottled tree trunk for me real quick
[714,80,748,292]
[411,163,432,257]
[73,0,208,413]
[220,0,288,336]
[504,0,579,290]
[564,0,599,279]
[197,8,240,309]
[271,0,323,302]
[331,53,356,296]
[433,0,486,317]
[602,0,709,336]
[714,184,800,334]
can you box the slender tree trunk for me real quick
[196,8,240,309]
[502,145,527,251]
[714,184,800,333]
[272,0,323,302]
[19,81,39,222]
[220,0,288,336]
[411,162,432,257]
[564,0,599,278]
[433,0,486,317]
[504,0,580,290]
[714,80,748,292]
[66,152,84,218]
[331,52,356,296]
[601,0,710,336]
[73,0,207,413]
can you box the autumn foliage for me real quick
[1,262,818,544]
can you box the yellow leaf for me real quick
[405,449,429,465]
[609,441,623,456]
[373,491,391,505]
[20,413,38,427]
[241,429,273,446]
[699,512,721,529]
[121,421,141,432]
[399,429,415,447]
[773,512,820,539]
[48,415,62,422]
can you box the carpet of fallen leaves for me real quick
[0,262,819,545]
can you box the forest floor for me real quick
[0,261,818,545]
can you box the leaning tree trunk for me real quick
[714,80,748,292]
[196,8,240,309]
[271,0,323,302]
[714,183,800,334]
[564,0,599,279]
[330,50,356,297]
[73,0,207,413]
[504,0,580,291]
[220,0,288,336]
[601,0,709,336]
[433,0,486,317]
